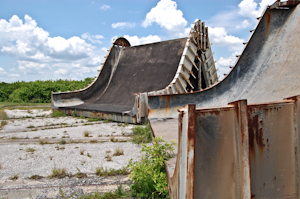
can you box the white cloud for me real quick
[238,0,275,21]
[236,19,251,29]
[142,0,189,38]
[0,15,106,82]
[208,27,244,52]
[100,4,110,11]
[111,22,136,29]
[216,52,238,80]
[123,35,161,46]
[81,32,104,44]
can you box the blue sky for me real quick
[0,0,275,83]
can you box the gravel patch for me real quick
[5,109,52,118]
[0,142,141,180]
[0,109,147,198]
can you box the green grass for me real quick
[78,184,130,199]
[9,174,18,181]
[0,120,8,129]
[59,138,67,145]
[25,147,36,153]
[131,123,152,144]
[113,147,124,156]
[48,168,68,178]
[51,110,66,117]
[87,118,102,122]
[0,102,51,120]
[95,167,129,177]
[84,131,91,137]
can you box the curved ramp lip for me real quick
[52,98,84,107]
[146,7,269,98]
[52,37,131,96]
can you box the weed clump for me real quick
[9,174,18,181]
[0,120,8,129]
[59,138,66,145]
[113,147,124,156]
[128,136,176,198]
[25,147,36,153]
[51,110,66,117]
[131,123,152,144]
[48,168,68,178]
[95,167,129,177]
[83,131,91,137]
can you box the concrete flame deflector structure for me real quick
[147,1,300,198]
[51,22,218,123]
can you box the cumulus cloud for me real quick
[111,35,161,46]
[142,0,189,38]
[208,27,245,52]
[81,33,104,44]
[123,35,161,46]
[238,0,275,21]
[216,52,239,80]
[111,22,136,29]
[0,15,105,82]
[100,4,110,11]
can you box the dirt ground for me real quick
[0,108,144,199]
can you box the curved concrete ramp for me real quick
[148,3,300,119]
[52,38,187,122]
[52,20,219,123]
[148,2,300,198]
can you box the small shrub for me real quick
[105,154,112,161]
[52,110,66,117]
[83,131,91,137]
[113,147,124,156]
[75,167,87,178]
[9,174,18,181]
[88,118,101,122]
[132,123,152,144]
[110,137,118,142]
[39,139,48,145]
[48,168,68,178]
[80,150,85,155]
[84,123,94,126]
[0,120,8,129]
[25,147,36,153]
[87,153,92,158]
[29,175,43,180]
[128,136,176,198]
[27,125,35,128]
[89,140,98,143]
[59,138,66,145]
[95,167,129,177]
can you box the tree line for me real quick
[0,78,93,103]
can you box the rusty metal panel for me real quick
[167,104,195,199]
[248,100,298,198]
[194,104,246,199]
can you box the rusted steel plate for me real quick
[194,104,247,199]
[248,100,298,198]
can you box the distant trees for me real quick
[0,78,93,103]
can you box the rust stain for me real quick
[186,104,195,199]
[266,12,271,35]
[248,114,265,153]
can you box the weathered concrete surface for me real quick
[148,4,300,119]
[148,3,300,199]
[52,38,187,121]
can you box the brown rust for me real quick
[113,37,131,47]
[248,114,265,152]
[186,104,195,199]
[266,11,271,35]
